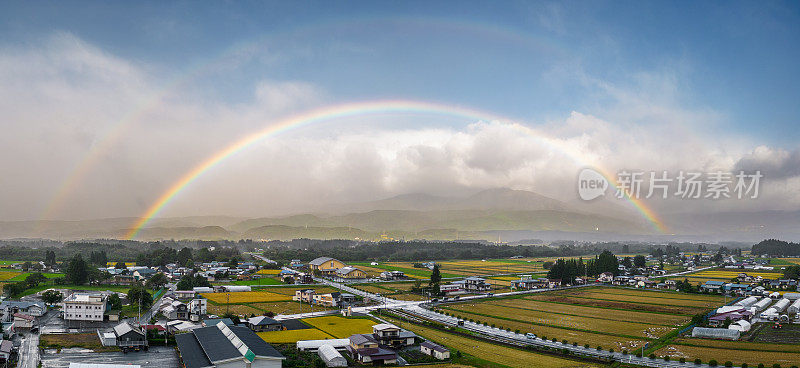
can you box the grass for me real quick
[39,333,117,352]
[301,316,375,338]
[257,328,334,343]
[7,272,64,282]
[382,316,603,368]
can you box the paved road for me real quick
[18,332,39,368]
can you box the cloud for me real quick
[1,33,799,222]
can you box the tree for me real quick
[25,272,48,288]
[783,265,800,280]
[146,272,168,290]
[65,254,88,285]
[45,250,57,267]
[634,255,647,268]
[177,247,193,267]
[42,289,63,305]
[622,257,633,268]
[107,293,123,311]
[21,261,32,271]
[429,264,442,296]
[127,283,153,310]
[115,261,127,269]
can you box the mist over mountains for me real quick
[2,188,798,243]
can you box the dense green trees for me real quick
[65,254,88,285]
[127,283,153,310]
[145,272,168,290]
[633,255,647,268]
[752,239,800,256]
[176,273,212,291]
[429,264,442,296]
[42,289,63,305]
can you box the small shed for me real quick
[317,344,347,367]
[420,340,450,360]
[692,327,740,340]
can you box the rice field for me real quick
[302,316,375,338]
[202,291,290,304]
[255,269,281,275]
[383,316,603,368]
[656,344,800,366]
[0,271,21,281]
[257,328,334,343]
[207,303,264,316]
[671,338,800,353]
[441,286,724,351]
[669,269,783,284]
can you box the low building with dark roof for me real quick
[175,321,284,368]
[346,333,397,365]
[420,340,450,360]
[247,316,282,332]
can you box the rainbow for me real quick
[125,100,667,239]
[37,15,564,226]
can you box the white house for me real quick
[420,340,450,360]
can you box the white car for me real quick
[525,333,536,339]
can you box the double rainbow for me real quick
[125,100,666,239]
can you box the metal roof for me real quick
[309,257,335,266]
[193,326,242,362]
[175,332,213,368]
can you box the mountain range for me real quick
[2,188,797,242]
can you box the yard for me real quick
[39,333,118,352]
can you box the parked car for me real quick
[525,333,536,339]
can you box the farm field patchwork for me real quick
[441,286,724,351]
[383,316,602,368]
[671,337,800,353]
[0,271,21,281]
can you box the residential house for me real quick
[111,322,148,350]
[701,281,726,293]
[293,289,316,303]
[12,313,34,331]
[0,340,12,363]
[175,321,285,368]
[597,272,614,283]
[380,271,406,280]
[62,293,106,322]
[312,292,342,307]
[462,277,491,292]
[247,316,282,332]
[0,301,45,322]
[372,323,417,347]
[346,333,397,365]
[160,299,189,320]
[133,268,157,281]
[188,298,207,320]
[420,340,450,360]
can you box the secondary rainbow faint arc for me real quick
[126,100,666,239]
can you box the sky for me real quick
[1,0,799,223]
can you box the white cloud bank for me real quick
[1,33,799,221]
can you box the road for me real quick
[18,332,39,368]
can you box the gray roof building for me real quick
[176,321,284,368]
